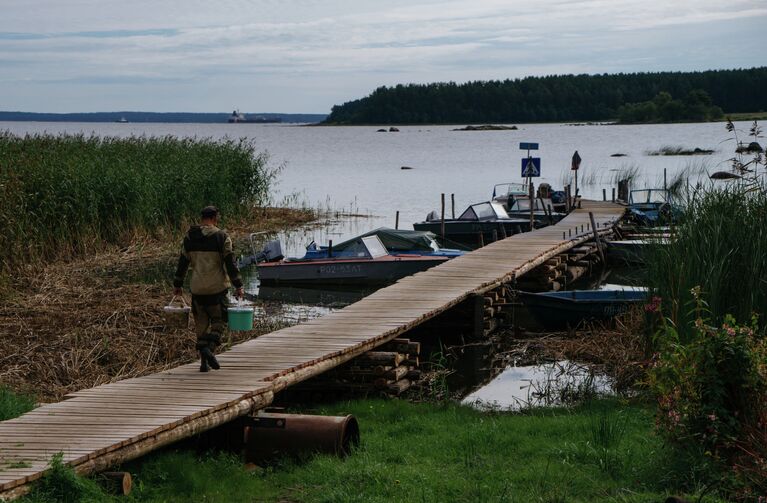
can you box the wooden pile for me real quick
[286,338,422,398]
[516,244,602,292]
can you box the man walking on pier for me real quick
[173,206,244,372]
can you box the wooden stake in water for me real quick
[395,211,399,230]
[328,239,333,258]
[440,193,446,239]
[451,193,455,219]
[664,168,667,191]
[602,188,606,201]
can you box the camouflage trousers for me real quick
[192,293,227,351]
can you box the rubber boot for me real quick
[201,347,220,370]
[199,351,209,373]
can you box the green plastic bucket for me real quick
[228,305,254,331]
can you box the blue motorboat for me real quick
[628,189,680,225]
[519,289,648,329]
[256,235,450,286]
[304,228,466,259]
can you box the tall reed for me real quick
[0,132,276,273]
[645,183,767,340]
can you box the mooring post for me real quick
[395,211,399,230]
[538,195,553,225]
[528,181,535,230]
[589,211,606,264]
[451,193,455,219]
[440,193,446,239]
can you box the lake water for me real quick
[462,360,614,411]
[1,120,746,254]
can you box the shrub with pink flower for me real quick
[648,299,766,496]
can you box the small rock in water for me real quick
[610,153,627,157]
[400,166,414,170]
[736,141,763,153]
[710,171,741,180]
[389,127,400,132]
[453,124,517,131]
[376,128,387,132]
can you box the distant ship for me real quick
[116,116,129,123]
[227,109,282,123]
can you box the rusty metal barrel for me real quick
[243,412,359,464]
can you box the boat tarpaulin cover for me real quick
[333,228,437,252]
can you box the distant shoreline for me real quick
[0,111,328,124]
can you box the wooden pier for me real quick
[0,201,624,499]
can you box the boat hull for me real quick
[413,220,532,248]
[519,290,647,329]
[257,255,448,286]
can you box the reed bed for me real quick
[0,132,276,274]
[646,183,767,340]
[0,207,314,401]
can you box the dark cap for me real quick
[201,206,219,218]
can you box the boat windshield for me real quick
[361,236,388,258]
[510,197,554,211]
[630,189,669,204]
[492,183,527,198]
[340,235,390,258]
[459,202,510,220]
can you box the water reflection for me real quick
[462,360,613,411]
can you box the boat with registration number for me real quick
[519,289,648,329]
[256,235,449,286]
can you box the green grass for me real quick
[0,386,36,421]
[13,398,727,502]
[0,132,276,274]
[723,112,767,121]
[13,398,714,503]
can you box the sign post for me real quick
[520,142,541,230]
[571,150,581,208]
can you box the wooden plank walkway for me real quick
[0,200,624,499]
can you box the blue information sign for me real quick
[521,157,541,177]
[519,142,539,150]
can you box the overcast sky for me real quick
[1,0,765,114]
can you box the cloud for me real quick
[0,0,765,112]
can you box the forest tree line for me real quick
[324,67,767,124]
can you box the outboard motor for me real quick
[426,210,439,222]
[257,240,284,263]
